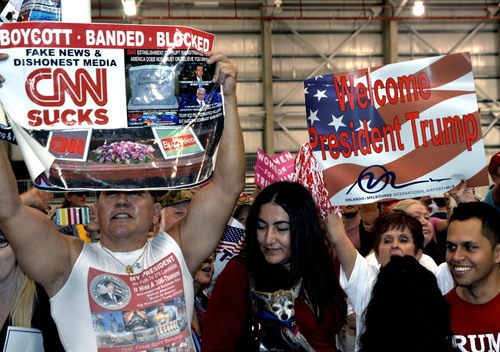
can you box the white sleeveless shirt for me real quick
[51,232,195,352]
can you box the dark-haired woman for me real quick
[359,255,454,352]
[202,181,347,351]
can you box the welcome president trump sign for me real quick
[303,52,489,206]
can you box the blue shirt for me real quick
[484,188,500,212]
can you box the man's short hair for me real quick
[450,202,500,248]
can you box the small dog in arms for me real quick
[253,279,315,352]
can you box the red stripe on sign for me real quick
[322,137,483,199]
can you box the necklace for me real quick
[101,242,149,275]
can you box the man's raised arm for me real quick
[173,52,245,273]
[0,143,81,296]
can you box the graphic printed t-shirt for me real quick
[51,232,195,352]
[446,288,500,352]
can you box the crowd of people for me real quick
[0,52,499,352]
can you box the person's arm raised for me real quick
[326,209,358,280]
[171,52,245,273]
[0,143,82,296]
[19,187,53,214]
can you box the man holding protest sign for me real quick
[0,51,245,351]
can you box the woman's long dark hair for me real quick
[359,255,454,352]
[244,181,346,322]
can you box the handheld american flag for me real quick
[207,217,246,292]
[215,218,246,257]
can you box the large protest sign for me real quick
[0,21,223,190]
[303,52,489,206]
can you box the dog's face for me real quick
[253,279,302,322]
[255,289,296,322]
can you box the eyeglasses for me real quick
[0,236,9,248]
[73,192,87,197]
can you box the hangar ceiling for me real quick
[89,1,500,166]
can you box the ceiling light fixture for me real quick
[194,1,219,6]
[274,0,283,14]
[122,0,137,17]
[412,1,425,16]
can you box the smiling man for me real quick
[0,52,245,352]
[445,202,500,352]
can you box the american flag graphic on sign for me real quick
[303,52,488,206]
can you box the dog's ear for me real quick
[291,278,302,299]
[252,290,271,304]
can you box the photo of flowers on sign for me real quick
[94,141,156,165]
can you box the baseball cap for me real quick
[488,152,500,176]
[160,190,193,208]
[235,195,253,208]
